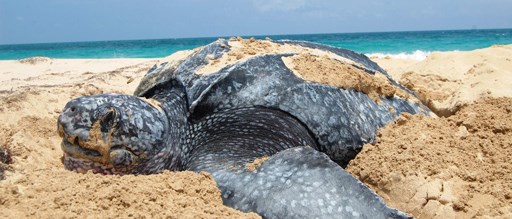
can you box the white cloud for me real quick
[252,0,306,12]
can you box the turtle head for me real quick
[57,94,170,174]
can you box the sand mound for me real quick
[18,56,52,64]
[283,53,413,102]
[374,45,512,116]
[0,169,258,218]
[347,97,512,218]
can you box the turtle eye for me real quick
[99,107,119,132]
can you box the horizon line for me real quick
[2,27,511,46]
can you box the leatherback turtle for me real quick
[57,38,428,218]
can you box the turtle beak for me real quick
[57,103,109,164]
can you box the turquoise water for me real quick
[0,29,511,60]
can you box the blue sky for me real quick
[0,0,511,44]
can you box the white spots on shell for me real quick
[300,199,308,207]
[243,175,251,183]
[135,116,143,129]
[327,131,340,143]
[327,116,337,126]
[291,200,297,208]
[283,168,294,177]
[260,189,268,198]
[325,205,334,216]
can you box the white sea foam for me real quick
[365,50,432,61]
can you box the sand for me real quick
[1,42,511,218]
[354,46,512,218]
[371,45,512,117]
[283,53,413,103]
[347,98,512,218]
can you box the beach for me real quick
[353,45,512,218]
[1,43,511,218]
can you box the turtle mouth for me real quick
[61,136,102,158]
[58,121,104,159]
[63,154,117,175]
[61,137,136,175]
[60,133,116,174]
[60,131,138,175]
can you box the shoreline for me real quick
[2,28,511,60]
[1,44,511,218]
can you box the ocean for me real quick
[1,29,511,61]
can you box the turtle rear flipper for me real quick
[220,146,410,219]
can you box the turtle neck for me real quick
[148,82,191,171]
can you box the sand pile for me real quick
[373,45,512,116]
[283,53,413,102]
[347,97,512,218]
[348,46,512,218]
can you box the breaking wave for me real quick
[365,50,433,61]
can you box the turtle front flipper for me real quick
[210,146,410,219]
[184,107,408,218]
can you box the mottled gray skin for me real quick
[58,93,176,174]
[57,40,424,218]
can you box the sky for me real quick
[0,0,511,45]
